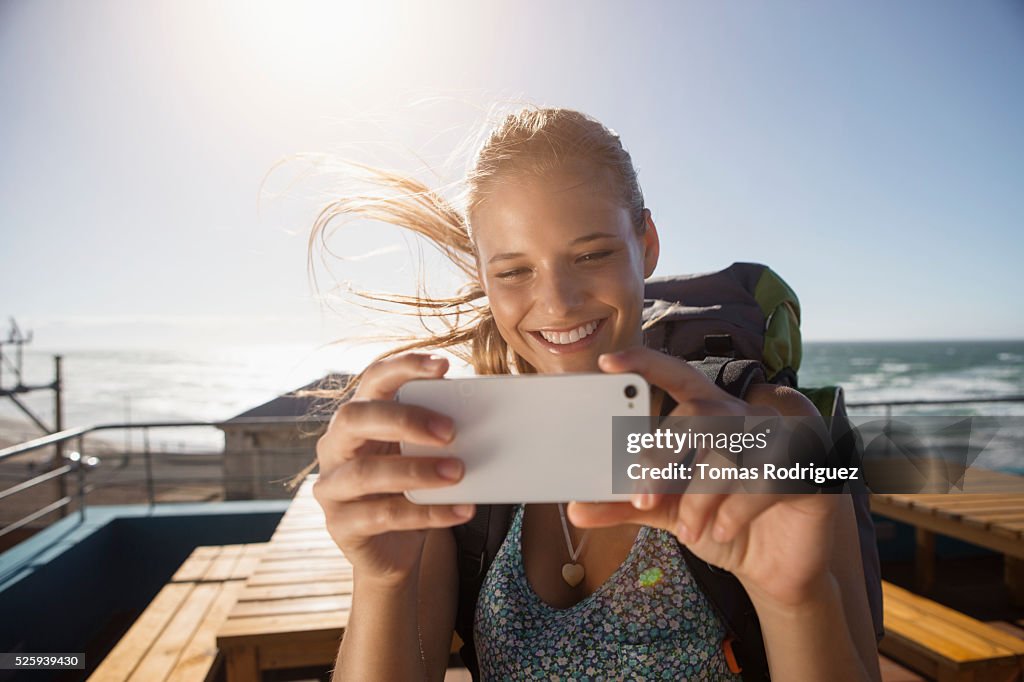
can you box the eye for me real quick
[495,267,528,280]
[577,250,614,263]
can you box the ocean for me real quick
[1,340,1022,464]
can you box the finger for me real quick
[354,353,449,401]
[318,401,454,466]
[675,493,728,544]
[315,455,466,500]
[705,494,780,544]
[566,500,678,535]
[323,495,475,538]
[598,347,722,408]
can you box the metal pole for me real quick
[54,355,66,517]
[77,435,86,523]
[143,427,155,506]
[884,403,892,458]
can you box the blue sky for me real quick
[2,0,1022,350]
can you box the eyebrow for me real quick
[487,231,619,264]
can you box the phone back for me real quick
[398,373,649,504]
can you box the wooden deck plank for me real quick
[203,544,245,583]
[165,580,244,682]
[230,594,353,619]
[258,548,347,561]
[231,544,268,580]
[251,557,352,569]
[218,611,347,641]
[883,582,1024,666]
[870,496,1024,559]
[129,583,222,682]
[87,583,194,681]
[240,580,354,602]
[245,570,352,587]
[172,546,222,583]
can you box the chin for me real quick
[533,355,601,375]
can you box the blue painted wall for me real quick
[0,501,289,682]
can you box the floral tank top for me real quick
[473,504,742,681]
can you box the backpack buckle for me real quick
[722,634,742,674]
[703,334,735,357]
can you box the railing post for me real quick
[143,427,155,506]
[76,435,86,523]
[54,354,67,517]
[884,403,893,458]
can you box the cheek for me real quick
[487,290,527,334]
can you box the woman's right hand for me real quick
[312,353,475,587]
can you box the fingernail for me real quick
[436,458,463,481]
[631,493,644,510]
[424,355,447,372]
[453,504,474,518]
[676,522,691,544]
[429,417,454,442]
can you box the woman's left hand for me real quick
[568,347,839,610]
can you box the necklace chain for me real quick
[557,503,590,562]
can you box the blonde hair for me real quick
[286,105,647,490]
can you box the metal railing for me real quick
[0,418,328,541]
[3,394,1023,542]
[845,394,1024,420]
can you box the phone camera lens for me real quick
[624,385,638,399]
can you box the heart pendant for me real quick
[562,562,585,587]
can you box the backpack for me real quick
[452,262,884,681]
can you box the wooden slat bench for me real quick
[216,475,470,681]
[881,580,1024,682]
[88,543,267,682]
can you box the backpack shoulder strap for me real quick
[663,358,772,680]
[678,547,771,681]
[452,503,513,680]
[691,356,767,397]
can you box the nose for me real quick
[536,265,586,319]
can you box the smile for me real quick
[529,318,606,352]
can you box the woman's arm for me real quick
[744,498,880,681]
[312,353,471,682]
[743,385,881,682]
[333,528,458,681]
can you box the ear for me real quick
[641,209,660,278]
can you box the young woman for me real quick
[302,107,880,680]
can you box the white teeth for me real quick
[539,320,599,345]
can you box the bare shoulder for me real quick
[745,383,821,417]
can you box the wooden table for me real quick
[881,580,1024,682]
[89,543,267,682]
[871,468,1024,599]
[216,475,353,680]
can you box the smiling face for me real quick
[471,162,660,374]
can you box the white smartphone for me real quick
[397,372,650,504]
